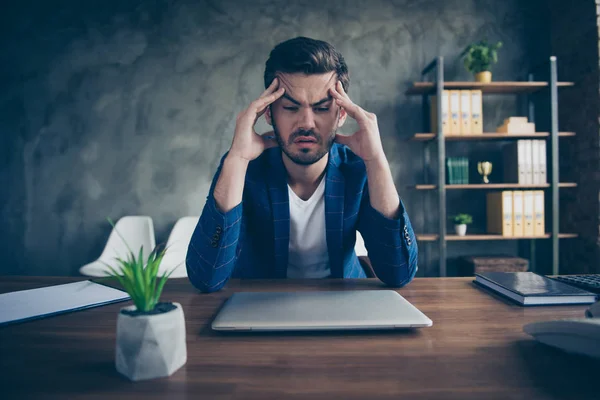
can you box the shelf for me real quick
[405,81,575,95]
[412,57,573,277]
[411,183,577,190]
[410,132,576,141]
[416,233,579,242]
[416,234,440,242]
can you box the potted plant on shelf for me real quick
[451,213,473,236]
[103,219,186,382]
[460,40,503,83]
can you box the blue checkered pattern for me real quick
[186,144,418,293]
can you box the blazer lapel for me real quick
[325,148,345,278]
[266,149,290,278]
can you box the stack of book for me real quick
[431,90,482,135]
[486,190,545,236]
[446,157,469,184]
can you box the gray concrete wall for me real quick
[1,0,541,276]
[546,0,600,274]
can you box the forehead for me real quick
[276,71,336,104]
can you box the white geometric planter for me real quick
[115,302,187,381]
[454,224,467,236]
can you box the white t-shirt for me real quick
[286,177,331,279]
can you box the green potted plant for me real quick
[451,213,473,236]
[460,40,503,82]
[102,219,186,382]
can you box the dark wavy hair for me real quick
[264,37,350,93]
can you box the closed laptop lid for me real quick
[211,290,433,331]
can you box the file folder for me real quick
[0,280,130,326]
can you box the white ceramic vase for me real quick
[454,224,467,236]
[115,302,187,381]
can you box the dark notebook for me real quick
[474,272,598,306]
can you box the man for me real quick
[186,36,418,293]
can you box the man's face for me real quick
[266,71,347,165]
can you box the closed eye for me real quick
[283,106,330,112]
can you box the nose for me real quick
[297,107,316,131]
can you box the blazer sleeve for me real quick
[356,185,418,287]
[186,153,244,293]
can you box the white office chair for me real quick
[79,216,156,277]
[159,216,199,278]
[354,231,375,277]
[355,231,368,257]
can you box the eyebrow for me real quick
[282,93,332,107]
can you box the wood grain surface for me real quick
[1,276,598,399]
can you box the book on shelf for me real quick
[430,90,482,135]
[524,140,534,183]
[487,191,513,236]
[487,190,545,237]
[459,90,471,134]
[523,190,535,236]
[471,90,483,134]
[473,271,598,306]
[534,190,545,236]
[503,140,547,184]
[536,140,547,183]
[446,157,469,184]
[430,91,450,134]
[449,90,460,134]
[512,191,524,237]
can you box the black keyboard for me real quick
[553,274,600,294]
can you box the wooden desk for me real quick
[1,277,598,399]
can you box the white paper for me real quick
[0,280,130,326]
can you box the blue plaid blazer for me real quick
[186,144,418,293]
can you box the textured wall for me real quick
[544,0,600,274]
[1,0,543,276]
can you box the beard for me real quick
[271,108,339,166]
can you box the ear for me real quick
[336,106,348,128]
[265,105,273,126]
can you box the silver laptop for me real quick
[211,290,433,332]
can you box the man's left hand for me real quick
[329,81,385,163]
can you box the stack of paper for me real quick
[497,117,535,134]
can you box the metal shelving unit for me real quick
[406,56,577,277]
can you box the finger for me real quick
[334,133,352,147]
[336,80,352,101]
[255,106,268,122]
[254,102,272,124]
[260,77,279,97]
[254,87,285,114]
[330,80,352,103]
[330,90,361,120]
[330,82,363,119]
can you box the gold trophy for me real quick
[477,161,492,183]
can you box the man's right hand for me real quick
[212,78,284,213]
[228,77,285,162]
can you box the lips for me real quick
[294,137,317,143]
